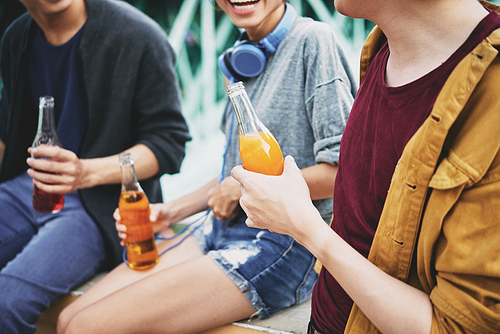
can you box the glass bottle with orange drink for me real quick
[226,81,284,176]
[31,96,65,213]
[118,153,159,270]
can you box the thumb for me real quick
[150,204,160,222]
[231,165,247,184]
[283,155,300,175]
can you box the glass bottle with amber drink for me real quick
[32,96,64,213]
[118,153,158,270]
[226,81,284,176]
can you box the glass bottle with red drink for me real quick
[118,152,159,270]
[31,96,65,213]
[226,81,284,176]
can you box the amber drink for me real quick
[119,153,159,270]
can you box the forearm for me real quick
[300,218,433,334]
[233,157,432,333]
[166,177,217,223]
[82,144,159,188]
[301,163,338,200]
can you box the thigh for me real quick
[0,191,106,332]
[2,191,106,289]
[0,173,39,268]
[64,253,254,334]
[208,215,319,318]
[62,232,205,317]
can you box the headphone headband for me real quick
[259,3,297,54]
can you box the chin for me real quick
[24,0,75,15]
[333,0,363,19]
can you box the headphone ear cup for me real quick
[230,43,267,79]
[218,49,237,81]
[218,48,248,82]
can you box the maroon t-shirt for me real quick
[311,9,500,334]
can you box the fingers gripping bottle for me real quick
[226,81,284,176]
[31,96,65,213]
[118,153,159,270]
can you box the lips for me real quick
[228,0,261,11]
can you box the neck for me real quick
[246,3,286,42]
[376,0,488,87]
[29,0,87,46]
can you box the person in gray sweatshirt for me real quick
[58,1,357,333]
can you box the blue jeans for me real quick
[193,211,318,319]
[0,173,106,334]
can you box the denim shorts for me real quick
[192,211,318,319]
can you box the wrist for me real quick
[166,199,192,224]
[294,208,332,254]
[80,159,99,189]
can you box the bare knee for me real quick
[57,302,79,334]
[58,309,88,334]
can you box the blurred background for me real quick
[3,0,490,202]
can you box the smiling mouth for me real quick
[228,0,261,11]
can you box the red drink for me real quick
[33,184,64,213]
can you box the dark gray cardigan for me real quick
[0,0,191,269]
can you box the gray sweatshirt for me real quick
[221,16,357,221]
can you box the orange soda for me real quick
[119,190,159,270]
[239,131,284,176]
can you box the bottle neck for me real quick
[120,163,143,193]
[37,103,57,134]
[227,84,267,135]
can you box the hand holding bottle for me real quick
[232,156,321,243]
[114,203,175,247]
[27,145,87,194]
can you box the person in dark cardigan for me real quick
[0,0,190,332]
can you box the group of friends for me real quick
[0,0,499,333]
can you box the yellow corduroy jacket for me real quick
[344,2,500,333]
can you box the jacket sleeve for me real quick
[131,36,191,176]
[425,175,500,334]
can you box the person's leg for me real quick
[0,188,106,334]
[57,231,206,332]
[61,236,255,334]
[207,214,319,318]
[0,173,40,268]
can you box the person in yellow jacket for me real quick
[232,0,500,333]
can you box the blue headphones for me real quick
[218,3,297,82]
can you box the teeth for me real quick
[229,0,260,10]
[233,4,255,10]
